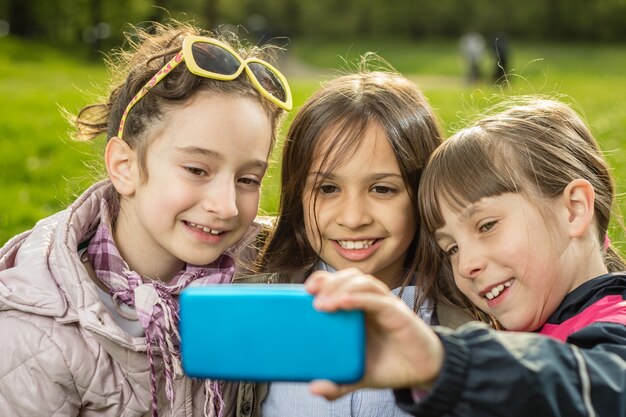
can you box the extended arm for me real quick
[306,270,626,417]
[396,321,626,417]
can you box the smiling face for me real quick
[302,122,416,288]
[434,192,585,331]
[113,92,272,281]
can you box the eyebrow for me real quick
[433,230,448,241]
[176,146,221,158]
[459,204,484,222]
[437,204,483,227]
[433,204,483,241]
[176,146,268,170]
[308,171,403,182]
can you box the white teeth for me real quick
[189,222,223,235]
[484,279,513,300]
[338,240,375,250]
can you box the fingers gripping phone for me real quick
[179,284,366,383]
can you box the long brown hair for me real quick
[258,66,443,298]
[417,97,626,318]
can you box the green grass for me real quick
[0,38,108,244]
[2,36,626,250]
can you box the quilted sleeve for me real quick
[0,311,81,416]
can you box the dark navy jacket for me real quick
[395,273,626,417]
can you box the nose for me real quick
[456,245,487,280]
[201,175,239,219]
[335,192,373,229]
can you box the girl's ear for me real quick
[562,178,595,238]
[105,137,137,196]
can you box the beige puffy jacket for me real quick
[0,181,266,417]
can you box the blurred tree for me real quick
[205,0,218,28]
[283,0,300,37]
[7,0,36,38]
[2,0,626,47]
[148,0,170,25]
[89,0,104,55]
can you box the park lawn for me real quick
[2,36,626,249]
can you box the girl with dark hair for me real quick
[258,65,474,417]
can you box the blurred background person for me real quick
[459,30,485,85]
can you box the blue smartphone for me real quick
[179,284,365,383]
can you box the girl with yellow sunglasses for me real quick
[0,21,290,417]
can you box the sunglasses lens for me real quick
[248,62,287,102]
[191,43,241,75]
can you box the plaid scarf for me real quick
[87,199,233,417]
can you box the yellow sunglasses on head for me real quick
[117,35,293,140]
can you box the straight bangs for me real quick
[419,127,523,233]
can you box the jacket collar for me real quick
[544,272,626,324]
[0,180,110,319]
